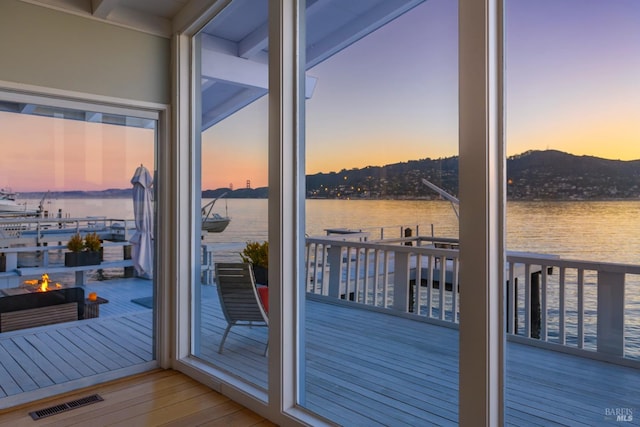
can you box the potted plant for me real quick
[240,241,269,285]
[84,232,101,250]
[65,233,101,267]
[84,232,103,264]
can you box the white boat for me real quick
[202,213,231,233]
[0,188,40,216]
[201,193,231,233]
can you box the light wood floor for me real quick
[0,369,276,426]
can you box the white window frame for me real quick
[0,78,169,374]
[172,0,505,425]
[458,0,504,425]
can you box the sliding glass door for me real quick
[0,93,158,407]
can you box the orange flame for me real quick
[40,273,50,292]
[23,273,62,292]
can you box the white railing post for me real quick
[392,251,410,312]
[326,244,343,299]
[524,264,531,338]
[597,270,625,357]
[540,265,548,341]
[559,267,566,345]
[577,268,585,349]
[507,262,515,334]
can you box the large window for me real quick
[504,1,640,424]
[0,94,158,406]
[191,0,270,394]
[301,2,460,425]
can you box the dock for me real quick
[0,216,136,246]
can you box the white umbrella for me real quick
[130,164,154,279]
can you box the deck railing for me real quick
[0,216,135,244]
[305,236,640,365]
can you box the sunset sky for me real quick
[2,0,638,192]
[0,112,154,193]
[203,0,640,190]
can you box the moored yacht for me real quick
[0,188,40,216]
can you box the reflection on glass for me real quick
[505,1,640,424]
[192,0,270,393]
[302,1,460,424]
[0,100,156,402]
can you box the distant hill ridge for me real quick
[24,150,640,200]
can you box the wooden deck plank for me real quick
[82,323,148,365]
[0,359,22,397]
[0,339,54,389]
[0,277,638,426]
[20,334,84,382]
[34,331,100,378]
[90,319,152,358]
[55,327,124,371]
[46,329,111,374]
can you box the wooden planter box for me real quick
[64,251,101,267]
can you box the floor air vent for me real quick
[29,394,104,420]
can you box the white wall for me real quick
[0,0,170,105]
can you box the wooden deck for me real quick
[0,277,154,408]
[1,278,639,425]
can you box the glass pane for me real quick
[505,1,640,424]
[192,0,270,393]
[302,1,460,424]
[0,100,157,403]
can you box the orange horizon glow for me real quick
[0,111,154,193]
[2,103,638,193]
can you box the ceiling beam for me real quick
[200,85,267,131]
[237,0,326,60]
[201,48,317,96]
[91,0,119,19]
[107,5,172,37]
[199,47,317,130]
[238,22,268,59]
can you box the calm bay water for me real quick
[33,197,640,356]
[203,198,640,265]
[41,197,640,265]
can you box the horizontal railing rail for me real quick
[0,217,135,245]
[305,236,640,365]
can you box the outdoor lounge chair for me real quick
[214,262,269,355]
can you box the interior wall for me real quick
[0,0,170,105]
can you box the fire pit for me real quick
[0,286,86,332]
[23,273,63,293]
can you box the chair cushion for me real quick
[257,286,269,314]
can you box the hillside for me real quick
[305,150,640,200]
[26,150,640,201]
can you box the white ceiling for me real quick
[18,0,426,129]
